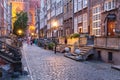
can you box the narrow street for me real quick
[22,43,120,80]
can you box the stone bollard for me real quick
[64,47,71,56]
[74,49,81,55]
[74,49,83,60]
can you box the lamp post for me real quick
[37,6,40,39]
[52,21,58,54]
[17,29,23,47]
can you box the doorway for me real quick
[107,21,115,36]
[98,51,101,60]
[108,52,113,61]
[106,14,116,36]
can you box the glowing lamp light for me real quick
[52,21,58,28]
[53,22,57,26]
[31,33,34,36]
[17,29,22,35]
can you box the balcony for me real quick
[94,37,120,50]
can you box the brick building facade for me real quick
[63,0,73,36]
[73,0,90,34]
[37,0,120,64]
[91,0,120,64]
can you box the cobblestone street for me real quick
[22,43,120,80]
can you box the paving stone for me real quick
[21,43,120,80]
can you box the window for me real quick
[58,18,63,26]
[69,1,72,10]
[78,0,82,11]
[78,15,82,23]
[64,5,67,13]
[47,0,50,10]
[83,0,87,8]
[104,0,115,11]
[83,13,88,33]
[74,0,78,13]
[47,12,50,20]
[74,17,78,33]
[92,5,101,36]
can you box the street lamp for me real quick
[31,33,34,36]
[17,29,23,36]
[52,21,58,54]
[52,21,58,27]
[17,29,23,47]
[52,21,58,37]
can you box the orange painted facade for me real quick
[29,8,36,33]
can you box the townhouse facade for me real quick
[63,0,73,36]
[73,0,90,34]
[40,0,47,38]
[36,0,64,38]
[36,0,120,64]
[92,0,120,64]
[0,0,4,36]
[10,0,41,36]
[0,0,12,37]
[56,0,64,38]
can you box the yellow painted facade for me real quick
[11,2,25,29]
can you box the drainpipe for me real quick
[72,0,74,34]
[88,0,90,35]
[37,6,40,39]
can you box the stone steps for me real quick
[111,65,120,71]
[64,46,94,61]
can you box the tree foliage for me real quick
[13,11,28,36]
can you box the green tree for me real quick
[13,11,28,37]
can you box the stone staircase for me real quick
[0,41,22,74]
[64,46,94,61]
[79,46,94,60]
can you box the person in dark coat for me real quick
[65,37,67,45]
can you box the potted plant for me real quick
[47,42,55,50]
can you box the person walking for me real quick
[34,39,37,45]
[31,39,33,45]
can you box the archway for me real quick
[107,14,116,36]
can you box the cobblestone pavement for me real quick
[22,43,120,80]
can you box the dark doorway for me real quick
[79,27,82,34]
[86,54,94,60]
[98,51,101,60]
[108,52,113,61]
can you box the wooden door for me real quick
[107,21,115,36]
